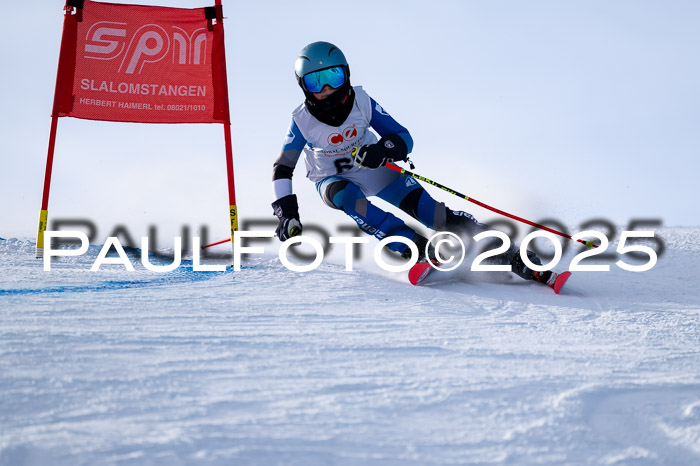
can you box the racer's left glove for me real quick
[353,133,408,169]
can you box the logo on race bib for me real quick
[328,125,358,147]
[343,126,358,141]
[328,133,344,146]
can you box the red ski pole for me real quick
[384,162,597,248]
[203,162,597,250]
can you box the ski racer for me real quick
[271,41,554,285]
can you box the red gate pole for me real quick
[212,0,238,256]
[36,116,59,258]
[37,2,80,258]
[223,123,238,245]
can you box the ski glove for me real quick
[353,133,408,169]
[271,194,302,241]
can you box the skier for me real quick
[271,41,555,285]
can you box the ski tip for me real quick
[408,262,433,286]
[553,271,572,294]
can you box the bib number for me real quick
[334,157,354,174]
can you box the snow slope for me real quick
[1,228,699,465]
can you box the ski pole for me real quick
[203,162,597,250]
[384,162,597,249]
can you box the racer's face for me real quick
[313,85,337,101]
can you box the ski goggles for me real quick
[302,66,346,93]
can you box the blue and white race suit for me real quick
[272,86,450,253]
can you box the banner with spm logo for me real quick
[54,0,229,124]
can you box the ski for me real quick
[410,261,572,293]
[408,261,434,286]
[547,271,572,294]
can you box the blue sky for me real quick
[1,0,698,244]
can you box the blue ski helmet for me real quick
[294,41,350,90]
[294,41,355,127]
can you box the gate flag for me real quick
[55,0,229,123]
[37,0,237,258]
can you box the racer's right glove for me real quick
[271,194,302,241]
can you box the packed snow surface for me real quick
[1,228,699,465]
